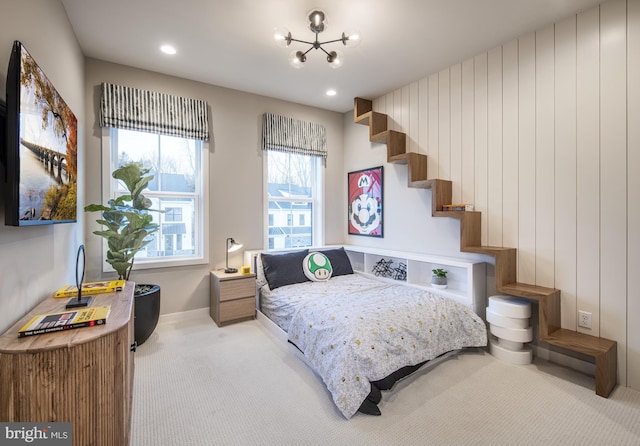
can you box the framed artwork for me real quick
[348,166,383,237]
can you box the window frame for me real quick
[100,128,210,272]
[263,150,324,250]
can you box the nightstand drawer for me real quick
[220,297,255,321]
[219,277,255,301]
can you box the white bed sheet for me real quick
[260,274,385,332]
[259,273,487,418]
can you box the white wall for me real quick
[0,0,85,334]
[344,0,639,390]
[84,59,345,315]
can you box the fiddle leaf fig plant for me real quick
[85,162,161,281]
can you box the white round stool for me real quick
[486,295,533,365]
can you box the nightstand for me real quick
[210,270,256,326]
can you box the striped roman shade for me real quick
[100,82,209,141]
[262,113,327,158]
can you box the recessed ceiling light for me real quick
[326,89,337,97]
[160,45,177,55]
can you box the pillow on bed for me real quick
[318,247,354,277]
[303,252,333,282]
[260,250,310,290]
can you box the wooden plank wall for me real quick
[628,0,640,392]
[369,0,638,389]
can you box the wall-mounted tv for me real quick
[4,40,77,226]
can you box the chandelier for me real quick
[273,9,361,69]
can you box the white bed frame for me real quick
[245,246,488,405]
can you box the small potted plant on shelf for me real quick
[84,162,162,346]
[431,268,448,289]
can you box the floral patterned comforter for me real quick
[262,274,487,419]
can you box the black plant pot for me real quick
[134,284,161,346]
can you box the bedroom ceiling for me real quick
[60,0,603,113]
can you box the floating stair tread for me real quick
[434,210,482,220]
[408,181,431,189]
[545,328,616,356]
[354,110,387,127]
[371,130,389,143]
[462,245,515,255]
[371,129,405,144]
[499,282,559,300]
[354,110,373,124]
[389,150,427,164]
[409,180,432,189]
[389,153,410,164]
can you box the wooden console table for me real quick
[0,281,136,445]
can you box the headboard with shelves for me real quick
[245,245,487,319]
[342,245,487,318]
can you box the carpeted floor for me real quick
[131,311,640,446]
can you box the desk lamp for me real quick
[225,237,243,273]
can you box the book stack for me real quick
[442,204,474,211]
[18,305,111,338]
[53,280,125,298]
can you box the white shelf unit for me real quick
[342,245,487,318]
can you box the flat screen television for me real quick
[3,40,77,226]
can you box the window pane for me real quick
[267,151,312,199]
[110,127,203,265]
[139,197,197,258]
[266,150,318,250]
[116,129,159,191]
[158,135,197,192]
[268,200,312,249]
[115,129,198,193]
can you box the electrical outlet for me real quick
[578,310,592,329]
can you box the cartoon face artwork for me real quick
[349,193,381,234]
[347,167,383,237]
[303,252,333,282]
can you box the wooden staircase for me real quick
[354,97,617,398]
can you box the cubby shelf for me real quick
[343,245,486,318]
[353,96,617,398]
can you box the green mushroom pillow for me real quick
[303,252,333,282]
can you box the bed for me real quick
[255,247,488,419]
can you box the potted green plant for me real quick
[85,162,162,345]
[431,268,448,289]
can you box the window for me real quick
[265,150,322,250]
[102,127,209,270]
[165,207,182,222]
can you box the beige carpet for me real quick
[131,311,640,446]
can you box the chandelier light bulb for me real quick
[327,50,343,69]
[289,50,306,68]
[342,30,362,48]
[308,9,326,33]
[273,27,292,47]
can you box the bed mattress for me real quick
[259,273,487,418]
